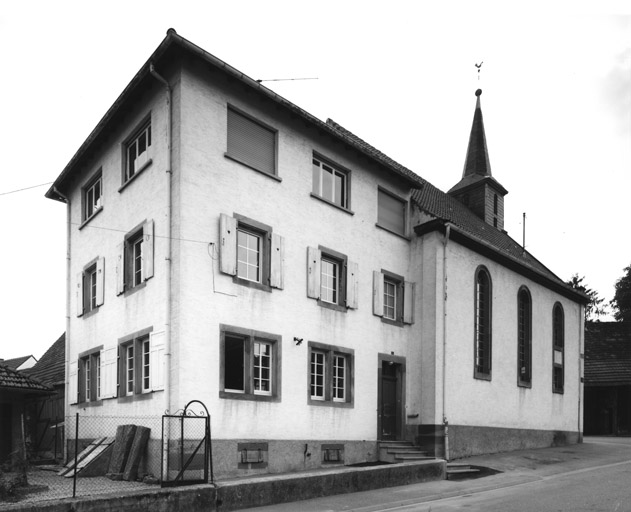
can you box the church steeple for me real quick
[448,89,508,231]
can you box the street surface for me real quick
[242,437,631,512]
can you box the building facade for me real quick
[46,30,586,478]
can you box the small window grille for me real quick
[241,448,264,464]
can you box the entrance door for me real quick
[380,361,400,440]
[0,403,12,462]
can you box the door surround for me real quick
[377,353,406,441]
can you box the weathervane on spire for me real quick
[475,61,484,81]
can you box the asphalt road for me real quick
[242,437,631,512]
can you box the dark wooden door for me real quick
[380,362,399,440]
[0,403,12,462]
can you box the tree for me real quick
[566,274,608,321]
[611,264,631,322]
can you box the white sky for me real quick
[1,1,629,360]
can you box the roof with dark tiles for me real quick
[44,30,585,306]
[411,181,584,302]
[23,333,65,387]
[0,355,34,370]
[584,322,631,386]
[0,364,52,393]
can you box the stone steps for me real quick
[378,441,433,463]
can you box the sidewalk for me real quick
[242,436,631,512]
[3,437,630,512]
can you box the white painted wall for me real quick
[420,232,582,433]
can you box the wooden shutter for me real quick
[116,242,125,295]
[96,257,105,307]
[307,246,321,299]
[373,271,384,316]
[76,272,84,317]
[227,108,276,175]
[143,219,154,280]
[68,360,78,404]
[403,281,415,324]
[99,347,118,399]
[346,260,359,309]
[270,233,285,290]
[220,214,237,276]
[150,331,166,391]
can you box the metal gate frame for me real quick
[161,400,214,487]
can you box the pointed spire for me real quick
[462,89,492,178]
[448,89,508,231]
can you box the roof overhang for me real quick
[414,219,589,305]
[46,29,423,201]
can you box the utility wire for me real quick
[0,181,53,196]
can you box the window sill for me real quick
[81,307,101,320]
[117,391,156,403]
[308,399,353,408]
[123,281,147,297]
[317,299,347,313]
[553,389,564,395]
[78,207,104,230]
[224,153,282,182]
[219,390,280,402]
[310,193,354,215]
[77,399,103,408]
[232,276,272,293]
[517,381,532,389]
[474,373,492,381]
[380,316,404,328]
[118,159,152,193]
[375,223,411,241]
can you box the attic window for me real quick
[124,121,152,184]
[377,188,408,237]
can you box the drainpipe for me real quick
[578,304,585,442]
[442,223,451,461]
[149,64,172,415]
[53,186,70,461]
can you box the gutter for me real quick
[414,220,588,305]
[442,224,451,461]
[52,186,71,461]
[45,29,423,202]
[149,64,172,416]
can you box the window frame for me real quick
[376,187,409,238]
[372,270,415,326]
[219,213,284,292]
[219,324,282,402]
[552,302,565,394]
[81,169,103,225]
[225,106,279,180]
[77,257,104,317]
[117,327,157,400]
[474,266,492,380]
[117,220,154,295]
[122,119,152,186]
[77,347,103,404]
[311,155,352,212]
[517,286,533,388]
[307,341,354,408]
[307,245,358,312]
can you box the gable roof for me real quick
[46,29,424,202]
[0,364,52,394]
[43,30,586,306]
[412,181,586,304]
[0,355,36,371]
[23,333,65,387]
[584,322,631,386]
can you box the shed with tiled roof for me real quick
[584,322,631,435]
